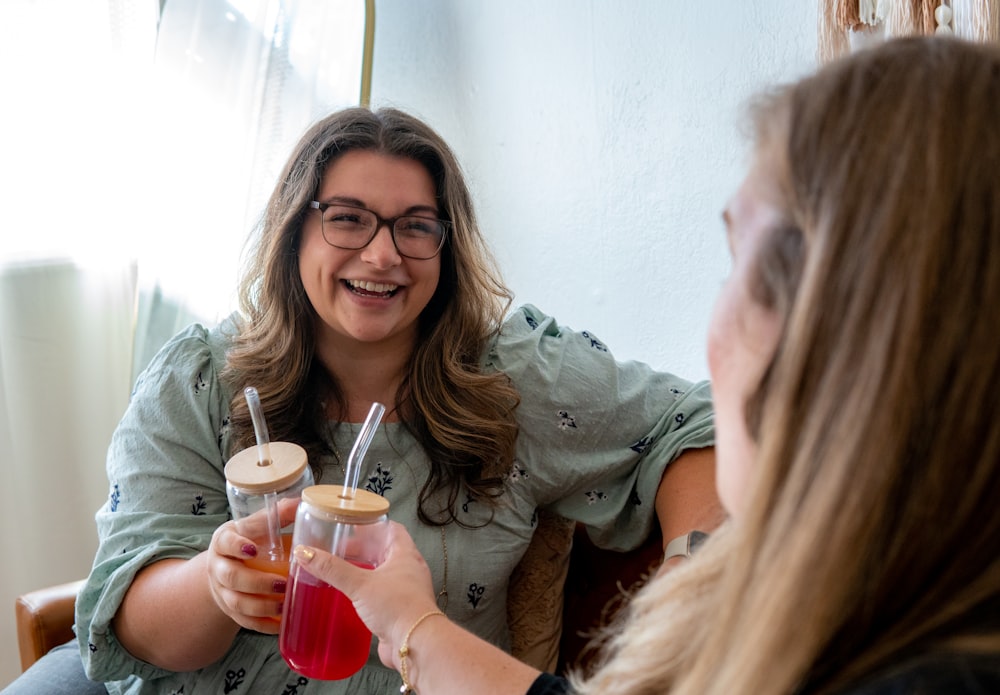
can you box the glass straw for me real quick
[244,386,283,560]
[341,402,386,500]
[331,401,386,558]
[244,386,272,466]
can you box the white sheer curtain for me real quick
[0,0,367,684]
[132,0,369,378]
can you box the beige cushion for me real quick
[506,510,575,672]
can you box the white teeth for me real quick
[349,280,398,293]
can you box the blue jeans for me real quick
[1,640,107,694]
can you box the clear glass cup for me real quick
[279,484,390,680]
[225,441,314,575]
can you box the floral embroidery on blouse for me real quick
[557,410,578,429]
[581,330,608,352]
[509,463,528,481]
[366,461,393,495]
[585,490,609,504]
[467,582,486,608]
[224,667,245,693]
[191,493,208,515]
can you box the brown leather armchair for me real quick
[14,579,85,671]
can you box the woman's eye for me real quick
[404,217,446,236]
[329,213,364,225]
[403,220,432,234]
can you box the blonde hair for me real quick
[576,37,1000,695]
[222,107,519,524]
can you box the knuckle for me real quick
[215,561,241,589]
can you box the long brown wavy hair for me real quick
[221,107,519,525]
[575,37,1000,695]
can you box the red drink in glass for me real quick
[279,560,375,680]
[280,484,389,680]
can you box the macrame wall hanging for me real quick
[819,0,1000,62]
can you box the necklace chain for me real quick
[437,526,449,610]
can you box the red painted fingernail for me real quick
[273,580,287,593]
[242,543,258,557]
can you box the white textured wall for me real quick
[371,0,818,380]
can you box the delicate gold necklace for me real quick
[437,525,449,610]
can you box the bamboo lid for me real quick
[224,441,309,494]
[302,484,389,519]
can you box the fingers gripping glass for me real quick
[309,202,449,260]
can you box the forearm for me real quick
[400,614,541,695]
[655,446,725,548]
[112,554,240,671]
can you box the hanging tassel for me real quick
[819,0,852,63]
[837,0,864,29]
[883,0,908,37]
[875,0,889,23]
[859,0,881,24]
[819,0,999,62]
[953,0,1000,42]
[918,0,939,33]
[884,0,935,36]
[951,0,973,37]
[934,1,955,33]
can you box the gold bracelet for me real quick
[398,609,445,694]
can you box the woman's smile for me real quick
[298,149,442,353]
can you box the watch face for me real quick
[688,530,709,554]
[664,530,711,561]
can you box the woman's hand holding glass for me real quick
[207,497,300,634]
[291,520,440,669]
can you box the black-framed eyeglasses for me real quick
[309,201,449,260]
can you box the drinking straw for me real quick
[244,386,283,560]
[330,401,386,559]
[244,386,272,466]
[341,402,386,499]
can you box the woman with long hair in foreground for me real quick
[300,36,1000,695]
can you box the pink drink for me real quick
[279,560,375,680]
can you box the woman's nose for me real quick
[360,224,401,267]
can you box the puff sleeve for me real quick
[76,320,235,682]
[488,305,714,551]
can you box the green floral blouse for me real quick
[75,304,714,694]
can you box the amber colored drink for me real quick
[279,560,375,680]
[243,534,293,575]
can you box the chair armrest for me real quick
[15,579,85,672]
[558,525,663,676]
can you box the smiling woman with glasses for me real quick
[27,106,721,695]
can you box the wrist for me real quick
[398,610,447,694]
